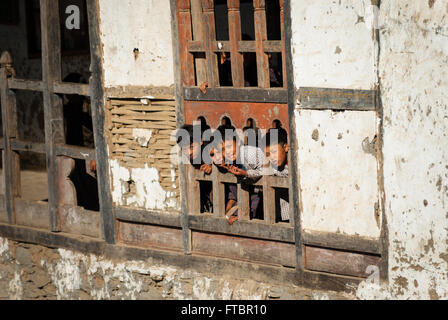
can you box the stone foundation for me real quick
[0,237,354,300]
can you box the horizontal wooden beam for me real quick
[188,214,294,242]
[115,206,182,228]
[298,87,377,111]
[0,222,363,293]
[8,78,44,92]
[305,246,381,278]
[55,144,96,160]
[184,87,288,103]
[104,86,175,99]
[187,40,282,53]
[302,230,381,255]
[53,81,90,96]
[11,139,46,154]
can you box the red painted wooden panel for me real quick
[185,100,289,130]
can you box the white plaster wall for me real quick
[290,0,376,89]
[296,110,380,237]
[98,0,175,88]
[290,0,380,237]
[357,0,448,299]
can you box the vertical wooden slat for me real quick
[253,0,270,88]
[191,0,208,85]
[262,176,276,224]
[227,0,244,87]
[86,0,115,243]
[237,183,250,220]
[201,0,219,87]
[212,168,224,217]
[188,166,201,213]
[178,0,196,86]
[283,0,303,270]
[40,0,64,232]
[171,0,191,254]
[279,0,287,89]
[0,52,20,224]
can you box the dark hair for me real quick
[263,127,288,148]
[176,122,211,147]
[216,124,238,143]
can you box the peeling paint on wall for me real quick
[295,109,380,238]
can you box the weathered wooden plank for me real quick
[15,199,50,230]
[7,78,44,92]
[190,0,208,85]
[115,206,182,228]
[87,0,115,244]
[60,205,101,239]
[178,0,196,86]
[305,246,381,278]
[10,139,46,154]
[105,86,175,99]
[298,87,377,111]
[228,0,244,87]
[188,214,294,242]
[237,183,250,220]
[211,167,224,217]
[254,0,270,88]
[53,81,90,96]
[192,231,296,267]
[40,0,64,232]
[283,0,303,271]
[262,176,276,224]
[201,0,219,87]
[238,40,282,53]
[1,52,20,224]
[55,144,96,161]
[118,221,184,251]
[183,87,288,103]
[302,230,381,255]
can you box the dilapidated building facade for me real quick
[0,0,446,300]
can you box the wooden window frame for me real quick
[174,0,300,269]
[0,0,114,242]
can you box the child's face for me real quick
[211,145,224,165]
[223,139,237,164]
[265,143,288,168]
[182,141,201,163]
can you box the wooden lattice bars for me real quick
[179,0,286,88]
[188,164,290,225]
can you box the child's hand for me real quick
[200,164,212,175]
[228,165,248,177]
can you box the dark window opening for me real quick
[268,52,283,87]
[199,181,213,213]
[218,52,233,86]
[214,0,229,41]
[266,0,281,40]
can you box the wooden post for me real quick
[262,176,276,224]
[253,0,270,88]
[283,0,304,271]
[40,0,64,232]
[237,183,250,221]
[0,51,20,224]
[178,0,196,86]
[191,0,208,85]
[201,0,219,87]
[227,0,244,87]
[86,0,116,243]
[212,168,224,217]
